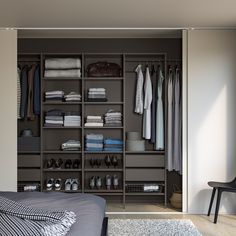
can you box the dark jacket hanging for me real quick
[33,65,41,116]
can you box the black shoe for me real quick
[95,159,102,168]
[90,158,96,168]
[55,159,63,169]
[46,159,55,169]
[105,155,111,168]
[46,178,54,190]
[54,178,62,190]
[111,155,118,168]
[65,159,72,169]
[73,159,80,169]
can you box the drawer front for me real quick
[126,169,164,181]
[18,169,41,181]
[126,155,164,167]
[18,155,41,167]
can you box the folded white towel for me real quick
[85,123,104,127]
[45,69,81,78]
[45,58,81,69]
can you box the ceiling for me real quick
[0,0,236,29]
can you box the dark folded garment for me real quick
[46,109,64,116]
[104,123,122,127]
[86,98,108,102]
[65,111,80,116]
[44,123,63,127]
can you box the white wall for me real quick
[0,30,17,191]
[187,30,236,214]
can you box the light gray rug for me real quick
[108,219,202,236]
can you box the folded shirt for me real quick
[45,91,64,96]
[86,134,103,140]
[46,109,64,116]
[45,58,81,69]
[88,88,106,92]
[45,120,64,124]
[103,147,123,151]
[85,123,104,127]
[45,116,64,121]
[86,98,108,102]
[86,143,103,148]
[104,139,124,145]
[86,147,103,151]
[86,119,103,123]
[87,115,102,119]
[44,69,81,78]
[85,139,103,144]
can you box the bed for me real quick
[0,192,107,236]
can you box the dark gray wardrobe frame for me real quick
[18,52,168,207]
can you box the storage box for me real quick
[18,137,40,152]
[126,132,141,140]
[126,140,145,151]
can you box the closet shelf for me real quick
[125,151,165,154]
[84,168,123,172]
[43,102,82,105]
[43,151,82,154]
[43,169,82,172]
[84,77,124,80]
[43,190,82,193]
[86,192,123,196]
[84,102,124,105]
[43,126,82,129]
[18,151,41,154]
[84,189,123,193]
[84,151,123,154]
[84,126,123,129]
[125,192,165,196]
[43,77,81,80]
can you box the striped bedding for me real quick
[0,195,76,236]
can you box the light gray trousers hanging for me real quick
[173,68,182,174]
[155,68,165,150]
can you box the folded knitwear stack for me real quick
[84,116,104,127]
[45,109,64,127]
[104,109,122,127]
[64,112,81,127]
[44,58,81,78]
[64,92,81,102]
[104,139,123,152]
[45,91,64,101]
[87,88,107,102]
[61,140,81,151]
[85,134,104,151]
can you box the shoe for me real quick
[46,159,55,169]
[113,175,119,189]
[106,175,111,190]
[55,159,63,169]
[90,158,95,168]
[73,159,80,169]
[65,159,72,169]
[54,178,62,190]
[89,176,95,189]
[111,155,118,168]
[105,155,111,168]
[96,176,102,189]
[95,159,102,168]
[65,178,72,191]
[46,178,54,190]
[71,178,79,191]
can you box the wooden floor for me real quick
[106,203,236,236]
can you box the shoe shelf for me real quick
[84,151,123,154]
[86,192,123,196]
[43,77,81,81]
[43,151,82,154]
[84,77,124,81]
[84,102,124,105]
[125,192,165,196]
[84,126,123,129]
[43,190,82,193]
[43,169,82,172]
[84,189,123,193]
[125,150,165,154]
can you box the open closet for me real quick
[17,33,183,211]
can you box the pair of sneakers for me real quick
[65,178,80,191]
[46,178,62,191]
[89,176,102,189]
[106,175,119,190]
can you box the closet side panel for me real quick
[0,30,17,191]
[187,30,236,214]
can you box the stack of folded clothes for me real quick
[84,115,104,127]
[64,92,81,102]
[85,134,104,151]
[104,109,122,127]
[45,90,64,101]
[64,112,81,127]
[61,140,81,151]
[44,58,81,78]
[104,138,123,152]
[45,109,64,127]
[87,88,107,102]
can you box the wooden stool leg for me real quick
[207,187,216,216]
[214,189,222,224]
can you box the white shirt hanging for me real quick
[143,66,153,139]
[134,65,144,114]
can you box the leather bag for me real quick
[87,62,122,77]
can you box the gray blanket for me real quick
[0,195,76,236]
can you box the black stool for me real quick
[207,177,236,223]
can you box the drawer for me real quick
[126,169,164,181]
[18,169,41,181]
[126,155,164,167]
[18,155,41,168]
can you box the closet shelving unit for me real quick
[17,52,167,206]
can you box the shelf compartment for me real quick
[43,77,81,80]
[43,126,82,129]
[43,151,82,154]
[84,151,123,154]
[125,192,165,196]
[84,189,123,193]
[43,190,82,193]
[84,77,124,80]
[125,151,165,154]
[84,102,123,105]
[85,168,123,172]
[43,169,82,172]
[43,102,82,105]
[84,126,123,129]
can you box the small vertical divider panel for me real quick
[123,54,126,208]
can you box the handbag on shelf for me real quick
[86,61,122,77]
